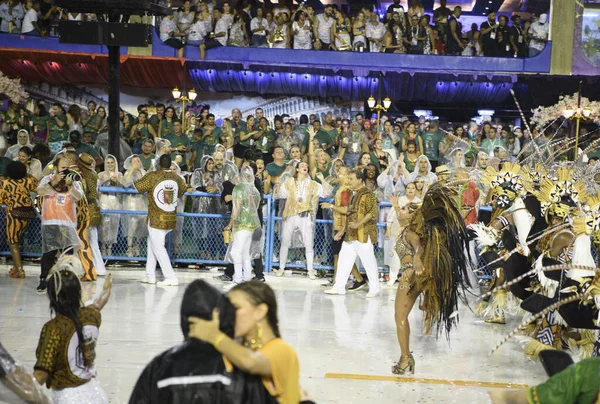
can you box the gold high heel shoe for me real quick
[392,353,415,375]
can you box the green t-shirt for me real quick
[160,119,175,138]
[266,161,287,178]
[314,129,336,156]
[421,131,443,161]
[164,132,191,161]
[47,114,68,143]
[139,153,155,171]
[191,141,205,169]
[148,114,162,133]
[314,162,331,184]
[256,129,276,154]
[84,114,100,138]
[31,114,50,134]
[232,120,247,143]
[201,126,223,150]
[75,142,99,158]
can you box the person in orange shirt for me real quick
[36,156,84,293]
[188,281,305,404]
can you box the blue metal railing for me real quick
[0,187,493,278]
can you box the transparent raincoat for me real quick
[0,341,52,404]
[225,167,262,262]
[170,161,187,255]
[97,154,124,249]
[94,134,133,167]
[123,155,148,249]
[38,173,84,253]
[191,156,223,216]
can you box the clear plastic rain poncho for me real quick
[94,133,133,167]
[123,155,148,244]
[225,166,262,262]
[378,159,407,199]
[213,152,238,214]
[0,341,52,404]
[444,147,467,172]
[97,155,124,249]
[403,155,438,189]
[191,155,224,215]
[170,162,186,255]
[38,173,84,253]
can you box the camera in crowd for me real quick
[57,167,82,186]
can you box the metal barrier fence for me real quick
[0,187,493,279]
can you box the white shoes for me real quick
[366,290,380,298]
[324,288,346,295]
[308,270,317,280]
[274,269,284,277]
[157,278,179,287]
[141,277,156,284]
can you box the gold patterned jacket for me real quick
[134,170,186,230]
[345,186,378,244]
[281,177,321,219]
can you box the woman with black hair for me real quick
[189,281,302,404]
[16,146,42,180]
[33,256,112,403]
[0,161,39,279]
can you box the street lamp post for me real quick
[367,96,392,136]
[562,84,592,159]
[172,87,197,128]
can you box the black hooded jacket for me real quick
[128,280,277,404]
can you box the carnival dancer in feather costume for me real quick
[471,163,535,324]
[391,182,472,375]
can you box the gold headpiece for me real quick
[536,167,587,219]
[482,163,530,209]
[573,194,600,242]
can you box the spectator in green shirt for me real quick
[159,106,177,138]
[421,121,444,169]
[164,119,190,170]
[200,113,223,154]
[30,103,50,145]
[68,131,103,167]
[148,103,165,134]
[139,139,156,171]
[46,104,68,147]
[310,120,336,157]
[82,100,100,140]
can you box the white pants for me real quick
[88,226,106,276]
[332,238,380,294]
[279,214,314,272]
[146,225,177,281]
[230,229,253,284]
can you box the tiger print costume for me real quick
[75,170,97,282]
[0,175,39,244]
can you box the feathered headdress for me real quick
[573,193,600,242]
[536,166,588,219]
[481,162,530,210]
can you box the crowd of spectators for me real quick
[155,0,550,59]
[0,97,587,192]
[0,0,550,59]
